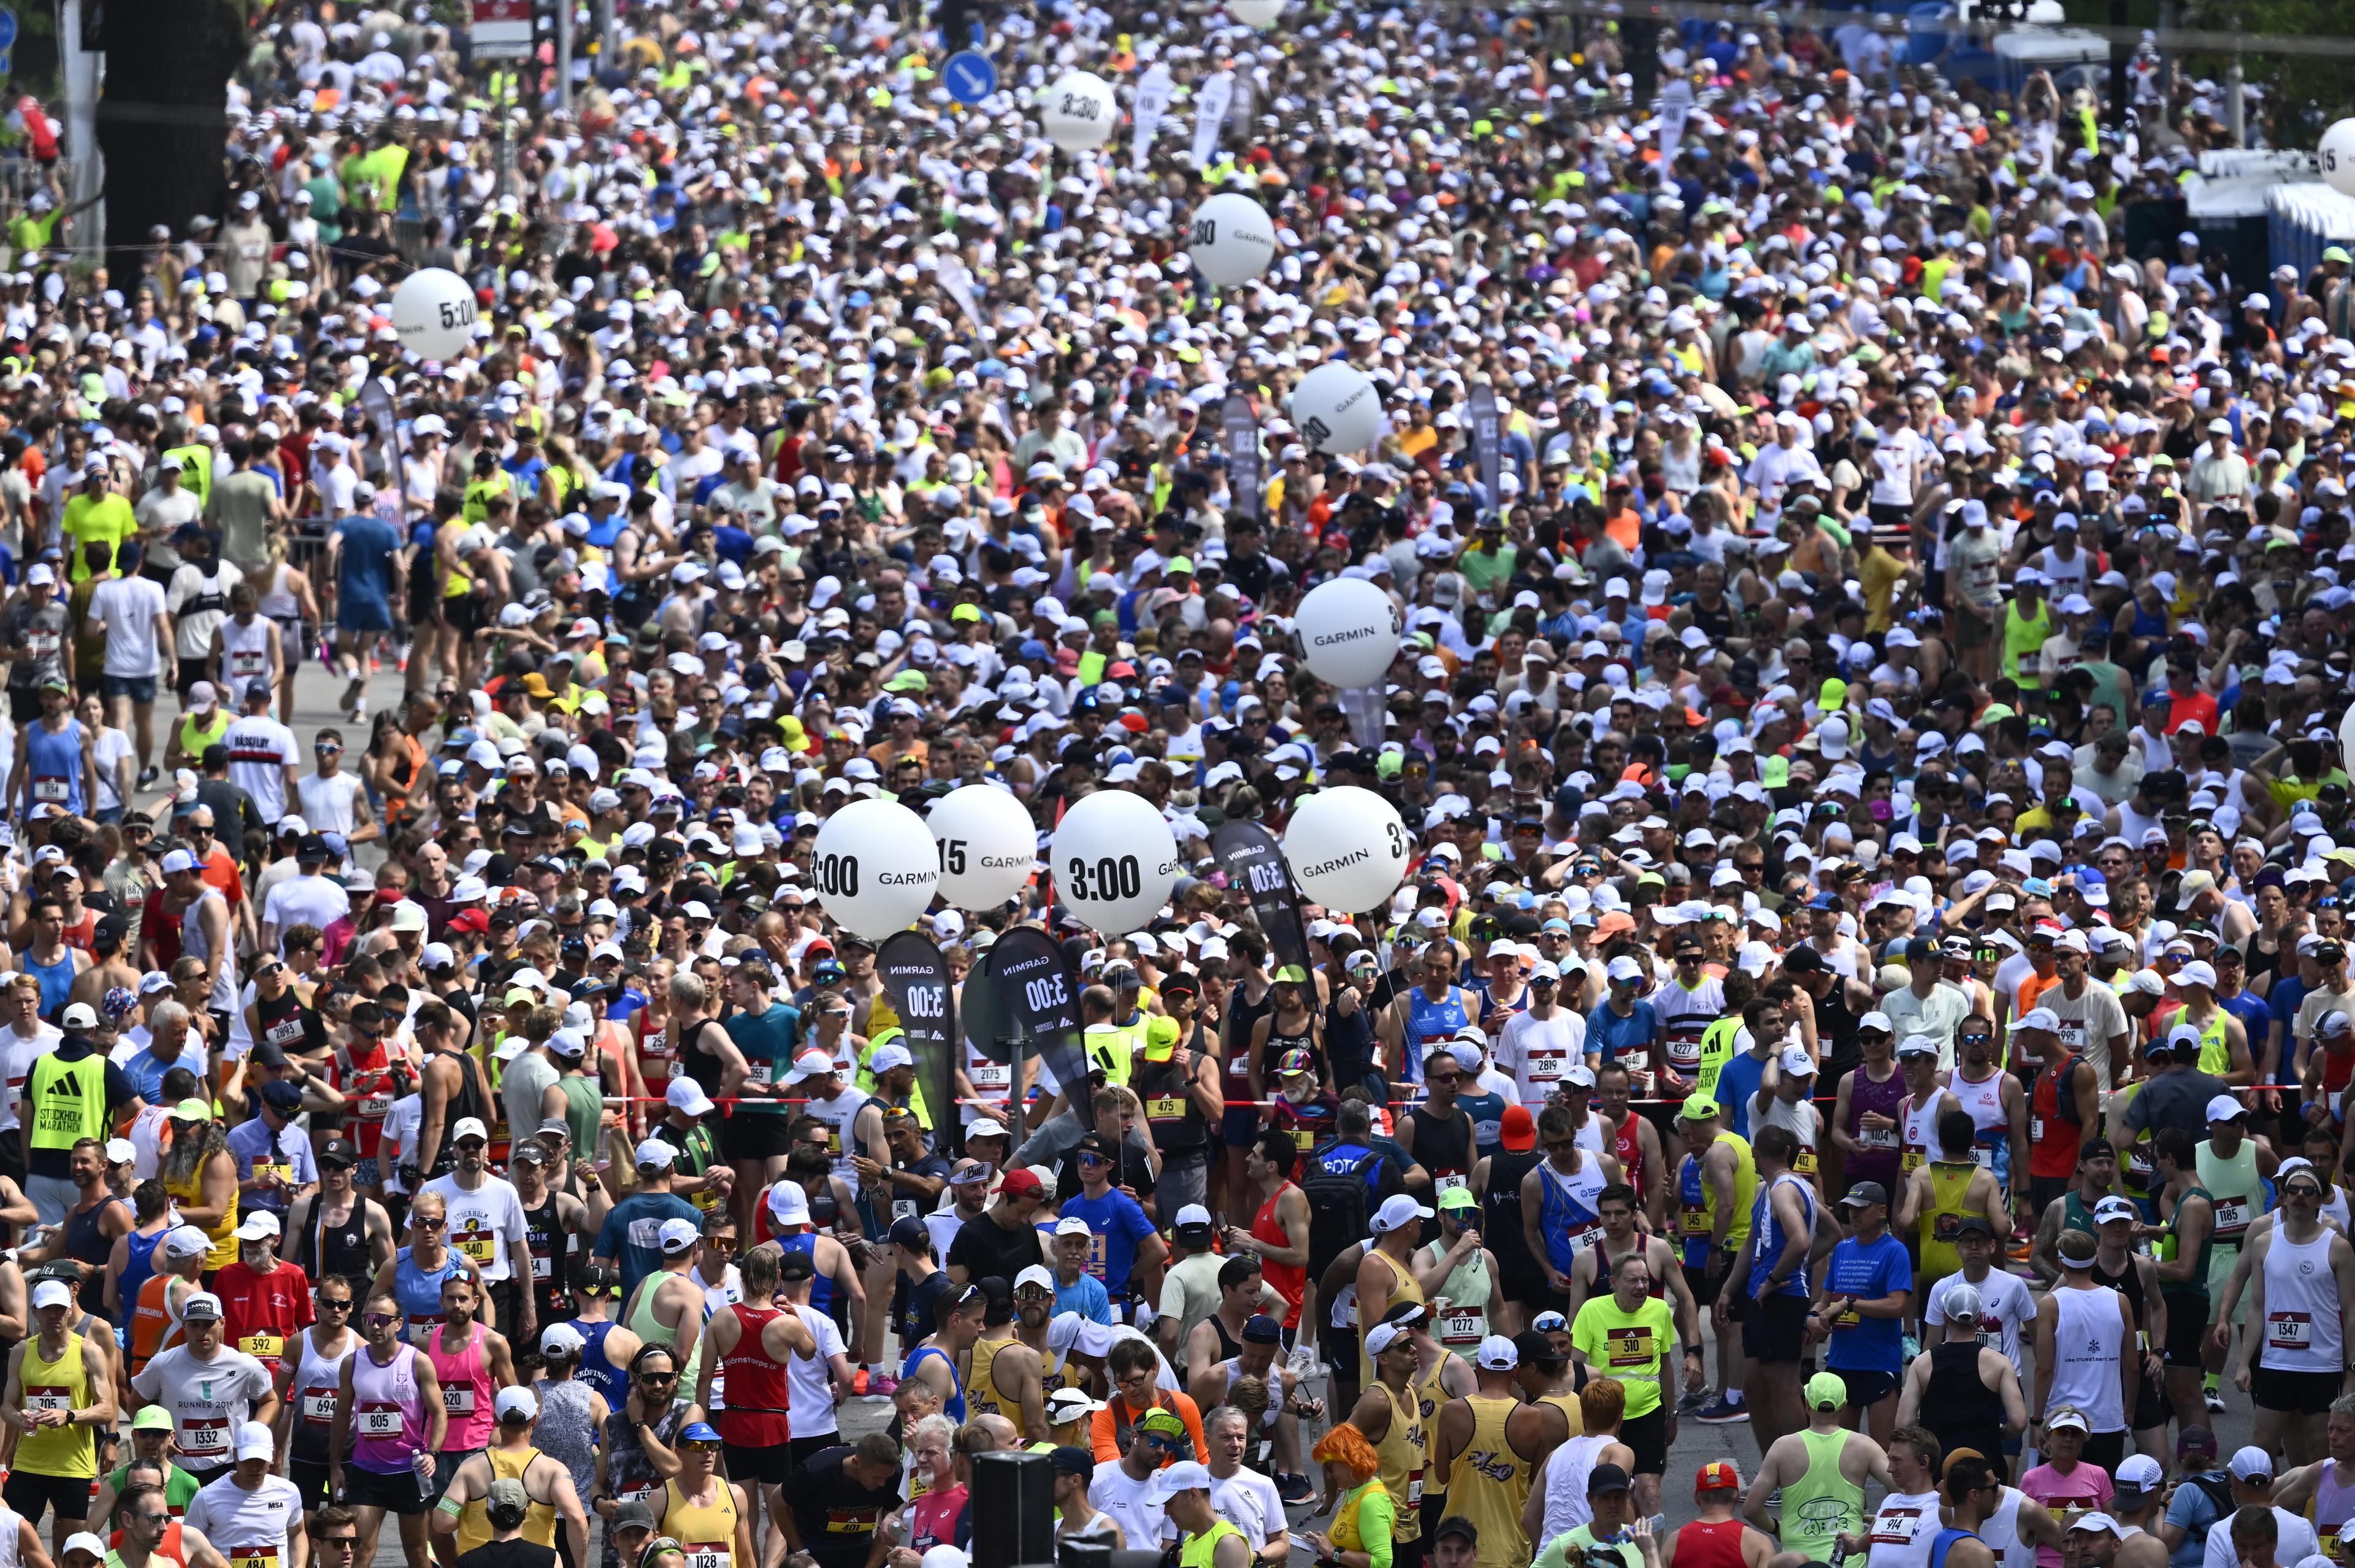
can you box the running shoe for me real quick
[1277,1474,1314,1505]
[852,1367,870,1396]
[871,1372,898,1397]
[1696,1396,1748,1424]
[2205,1388,2226,1412]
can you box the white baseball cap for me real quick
[1371,1194,1434,1233]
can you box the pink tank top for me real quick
[349,1343,425,1473]
[427,1321,496,1451]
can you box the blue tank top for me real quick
[1403,985,1470,1084]
[902,1344,965,1421]
[25,945,76,1020]
[585,512,626,549]
[394,1246,470,1336]
[1747,1172,1817,1299]
[119,1228,164,1331]
[1930,1529,1980,1568]
[1678,1157,1710,1270]
[779,1233,833,1317]
[2130,601,2170,639]
[577,1320,625,1407]
[23,717,83,819]
[1536,1159,1603,1276]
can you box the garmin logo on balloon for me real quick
[979,854,1033,870]
[875,871,938,887]
[1300,847,1373,879]
[1311,626,1382,647]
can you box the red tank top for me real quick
[1614,1112,1645,1200]
[2029,1054,2087,1180]
[1674,1517,1750,1568]
[1254,1184,1304,1328]
[716,1304,793,1447]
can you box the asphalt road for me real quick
[112,658,2268,1564]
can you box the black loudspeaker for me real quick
[1059,1541,1112,1568]
[970,1450,1056,1568]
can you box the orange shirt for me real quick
[1088,1386,1209,1468]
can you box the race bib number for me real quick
[239,1333,284,1361]
[1293,1128,1314,1150]
[1604,1326,1653,1368]
[893,1199,919,1224]
[1146,1097,1186,1122]
[1836,1308,1861,1329]
[229,649,267,677]
[265,1015,305,1048]
[230,1548,281,1568]
[1528,1050,1564,1082]
[1664,1032,1702,1073]
[444,1385,477,1416]
[1902,1150,1926,1172]
[531,1245,554,1281]
[824,1509,876,1535]
[359,1092,392,1120]
[1434,1172,1468,1196]
[25,1386,67,1413]
[2056,1020,2088,1055]
[2214,1195,2251,1237]
[24,630,57,661]
[1680,1209,1710,1237]
[2029,1117,2045,1142]
[683,1546,729,1568]
[454,1222,496,1263]
[1566,1224,1603,1256]
[1794,1149,1818,1176]
[1972,1147,1994,1169]
[1439,1307,1483,1345]
[748,1061,778,1088]
[2269,1312,2313,1351]
[1406,1469,1423,1506]
[1857,1125,1897,1150]
[357,1402,401,1437]
[31,778,66,803]
[181,1417,230,1454]
[1872,1509,1924,1546]
[970,1061,1010,1091]
[302,1388,339,1424]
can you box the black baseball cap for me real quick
[1433,1518,1480,1547]
[1049,1446,1095,1477]
[889,1217,930,1252]
[1514,1329,1566,1366]
[1242,1315,1283,1345]
[318,1138,359,1169]
[1587,1464,1633,1496]
[1951,1214,1999,1238]
[777,1249,815,1282]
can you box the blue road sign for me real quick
[943,50,996,105]
[0,11,21,51]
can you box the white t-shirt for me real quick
[129,1344,275,1465]
[1211,1466,1287,1550]
[420,1172,529,1282]
[786,1302,847,1439]
[1496,1008,1587,1105]
[88,575,169,678]
[0,1022,60,1133]
[185,1470,304,1556]
[91,726,134,814]
[262,873,350,954]
[383,1095,423,1193]
[294,770,364,834]
[2204,1508,2317,1568]
[1089,1464,1174,1549]
[1923,1268,2039,1378]
[224,715,299,824]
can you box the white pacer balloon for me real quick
[810,799,941,939]
[1051,792,1181,933]
[1187,193,1277,286]
[1284,787,1409,914]
[1229,0,1283,24]
[389,268,478,361]
[1290,361,1382,454]
[2324,121,2355,197]
[1041,71,1117,151]
[1295,576,1401,687]
[929,784,1038,911]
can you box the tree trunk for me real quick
[94,0,246,245]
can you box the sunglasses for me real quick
[638,1370,678,1383]
[320,1298,353,1311]
[413,1215,445,1229]
[365,1314,400,1329]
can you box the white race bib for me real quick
[443,1385,476,1415]
[302,1389,339,1425]
[180,1417,230,1453]
[2269,1312,2313,1351]
[1872,1509,1924,1545]
[357,1403,402,1437]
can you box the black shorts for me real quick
[2163,1292,2210,1369]
[2029,1174,2072,1221]
[339,1462,429,1515]
[175,657,212,695]
[789,1432,842,1469]
[1501,1269,1558,1321]
[444,595,482,638]
[1682,1260,1729,1309]
[7,687,42,724]
[1621,1404,1668,1477]
[2254,1361,2340,1415]
[1829,1366,1899,1408]
[724,1111,794,1162]
[1744,1291,1810,1364]
[2080,1429,2126,1475]
[289,1456,334,1512]
[2134,1371,2169,1433]
[2,1467,90,1524]
[723,1441,791,1486]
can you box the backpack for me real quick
[1303,1144,1396,1285]
[2053,1053,2088,1127]
[2184,1470,2234,1526]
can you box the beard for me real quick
[162,1123,213,1185]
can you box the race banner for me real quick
[1211,820,1313,974]
[1223,391,1261,521]
[1192,72,1233,170]
[876,930,959,1144]
[986,926,1090,1093]
[1132,63,1174,172]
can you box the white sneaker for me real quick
[351,697,367,725]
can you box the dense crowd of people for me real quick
[0,6,2348,1568]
